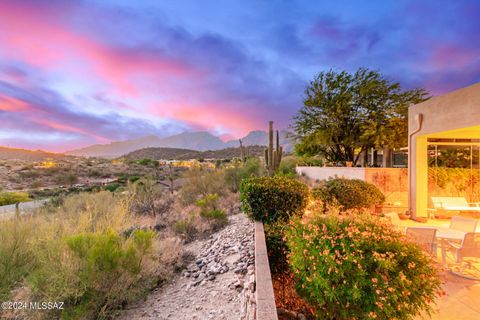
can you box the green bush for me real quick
[313,178,384,211]
[104,182,121,192]
[201,209,226,220]
[276,156,298,177]
[240,176,309,223]
[28,229,155,319]
[173,219,197,242]
[0,191,31,206]
[137,158,159,167]
[128,175,141,183]
[286,215,442,320]
[196,194,228,227]
[224,158,265,192]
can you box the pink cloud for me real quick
[151,102,262,138]
[0,90,110,143]
[0,94,31,112]
[428,43,478,70]
[0,2,198,97]
[33,118,109,143]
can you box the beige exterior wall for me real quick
[296,166,366,180]
[296,167,408,207]
[408,82,480,218]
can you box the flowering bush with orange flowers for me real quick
[286,214,442,320]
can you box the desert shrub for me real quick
[170,194,229,243]
[128,178,172,216]
[51,191,131,233]
[173,219,197,242]
[218,192,241,215]
[0,191,31,206]
[137,158,159,167]
[87,170,102,177]
[128,175,141,183]
[18,170,40,179]
[29,180,43,189]
[201,209,226,220]
[157,237,189,275]
[104,182,121,192]
[56,173,79,186]
[240,176,309,223]
[299,156,324,167]
[196,194,228,227]
[179,167,227,204]
[286,214,442,320]
[224,158,265,192]
[1,191,167,319]
[43,166,62,175]
[276,156,299,177]
[28,229,156,319]
[313,178,385,212]
[0,219,37,301]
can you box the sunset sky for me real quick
[0,0,479,152]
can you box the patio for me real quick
[388,215,480,319]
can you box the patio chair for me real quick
[432,197,480,213]
[450,216,478,233]
[444,232,480,280]
[406,227,437,256]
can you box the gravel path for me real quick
[118,213,255,320]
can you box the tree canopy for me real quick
[292,68,429,165]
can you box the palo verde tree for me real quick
[292,68,429,166]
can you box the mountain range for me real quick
[65,130,292,158]
[0,147,66,161]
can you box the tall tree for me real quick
[292,68,429,166]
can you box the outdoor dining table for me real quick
[406,226,467,266]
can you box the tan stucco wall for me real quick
[296,167,408,207]
[296,166,366,180]
[409,83,480,136]
[408,82,480,218]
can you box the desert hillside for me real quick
[123,145,267,161]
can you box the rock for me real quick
[197,273,206,282]
[119,213,256,320]
[234,267,247,274]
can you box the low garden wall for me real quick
[297,166,408,209]
[254,221,278,320]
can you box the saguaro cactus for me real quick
[239,139,246,162]
[264,121,283,176]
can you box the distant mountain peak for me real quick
[65,130,292,158]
